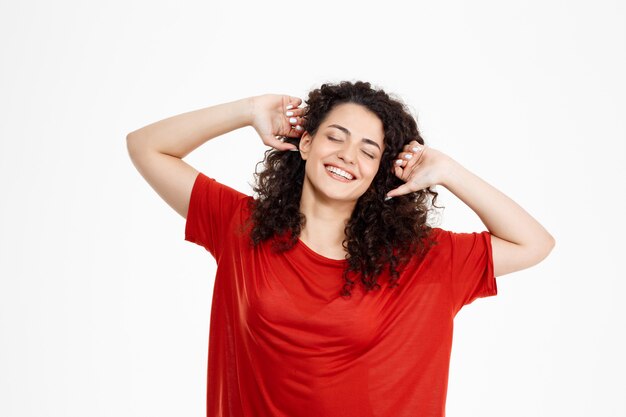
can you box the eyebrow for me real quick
[327,124,382,151]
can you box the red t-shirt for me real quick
[185,172,498,417]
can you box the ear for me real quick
[299,131,313,161]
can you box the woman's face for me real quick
[299,102,385,203]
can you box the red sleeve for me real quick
[446,230,498,313]
[184,172,249,258]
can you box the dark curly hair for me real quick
[243,80,443,298]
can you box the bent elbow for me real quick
[546,234,556,252]
[126,132,147,156]
[538,234,556,261]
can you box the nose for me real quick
[337,141,358,165]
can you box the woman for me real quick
[127,81,555,417]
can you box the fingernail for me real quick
[295,125,303,131]
[289,147,299,152]
[395,159,403,165]
[286,104,294,110]
[286,111,294,116]
[384,195,393,201]
[289,117,297,124]
[404,154,413,159]
[412,146,422,152]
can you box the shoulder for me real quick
[425,227,484,244]
[191,172,256,227]
[428,227,446,238]
[423,226,449,247]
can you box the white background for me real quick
[1,0,625,416]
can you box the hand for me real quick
[385,141,453,199]
[250,94,306,151]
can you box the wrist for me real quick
[439,155,462,189]
[235,96,256,127]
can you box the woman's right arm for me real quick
[126,95,304,219]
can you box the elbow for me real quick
[126,131,140,145]
[126,134,136,156]
[526,233,556,264]
[546,232,556,251]
[126,132,145,155]
[539,234,556,260]
[524,237,555,268]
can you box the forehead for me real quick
[321,103,385,145]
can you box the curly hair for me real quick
[243,80,443,298]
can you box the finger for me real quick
[399,151,416,163]
[285,124,305,138]
[393,158,407,170]
[412,145,427,165]
[398,147,425,172]
[392,152,416,175]
[285,107,305,118]
[399,150,419,171]
[264,134,298,152]
[397,160,415,183]
[286,115,304,127]
[394,164,416,186]
[403,142,423,152]
[386,182,420,199]
[395,160,421,184]
[285,97,303,110]
[286,115,306,136]
[410,140,424,149]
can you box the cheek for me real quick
[364,161,382,179]
[305,159,322,180]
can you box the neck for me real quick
[298,177,355,251]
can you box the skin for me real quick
[255,94,556,275]
[127,92,555,278]
[297,103,386,259]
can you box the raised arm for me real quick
[126,95,304,219]
[385,142,556,278]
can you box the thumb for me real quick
[385,183,419,200]
[262,134,299,152]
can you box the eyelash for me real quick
[327,136,375,159]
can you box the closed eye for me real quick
[327,136,375,159]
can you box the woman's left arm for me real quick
[386,142,556,278]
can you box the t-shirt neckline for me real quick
[296,238,348,266]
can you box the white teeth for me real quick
[326,165,354,180]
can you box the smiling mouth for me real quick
[324,165,355,182]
